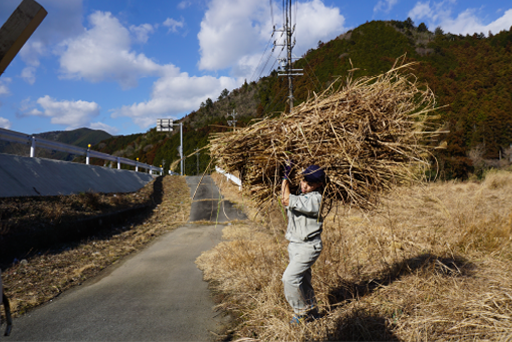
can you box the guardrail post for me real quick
[117,157,121,170]
[86,144,91,165]
[30,136,36,157]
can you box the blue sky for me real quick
[0,0,510,136]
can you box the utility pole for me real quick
[226,109,238,129]
[274,0,302,113]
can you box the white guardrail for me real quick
[215,166,242,190]
[0,127,164,175]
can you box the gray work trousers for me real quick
[282,239,323,314]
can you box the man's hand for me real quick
[283,160,294,180]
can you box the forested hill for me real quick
[92,19,512,179]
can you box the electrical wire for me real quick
[249,35,274,83]
[267,46,284,75]
[255,48,276,82]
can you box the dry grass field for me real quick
[199,170,512,341]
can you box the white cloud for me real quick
[54,10,241,129]
[374,0,399,14]
[198,0,346,78]
[163,17,185,33]
[21,67,37,85]
[198,0,266,72]
[294,0,346,53]
[0,117,11,129]
[112,69,239,128]
[408,1,512,35]
[20,40,45,68]
[0,78,11,96]
[443,8,512,36]
[26,95,101,130]
[58,11,164,88]
[89,122,119,135]
[408,1,433,20]
[129,23,155,44]
[178,1,192,9]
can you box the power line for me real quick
[249,34,274,83]
[249,0,278,83]
[267,45,284,75]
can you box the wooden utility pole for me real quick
[0,0,47,75]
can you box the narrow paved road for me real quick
[186,176,246,223]
[6,175,245,341]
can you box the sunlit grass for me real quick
[199,170,512,341]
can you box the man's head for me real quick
[300,165,325,194]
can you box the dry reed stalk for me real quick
[209,57,444,210]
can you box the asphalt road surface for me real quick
[186,176,247,222]
[6,175,245,341]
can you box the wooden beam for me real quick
[0,0,47,75]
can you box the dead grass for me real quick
[197,169,512,341]
[1,176,191,318]
[0,184,156,236]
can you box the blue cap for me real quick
[302,165,325,184]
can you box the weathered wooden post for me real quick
[0,0,47,75]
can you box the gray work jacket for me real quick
[285,191,323,242]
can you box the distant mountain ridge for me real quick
[0,128,112,161]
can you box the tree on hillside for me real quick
[405,17,414,29]
[218,89,229,101]
[205,98,213,110]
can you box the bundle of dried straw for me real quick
[210,59,443,210]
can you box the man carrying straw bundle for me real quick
[281,164,325,325]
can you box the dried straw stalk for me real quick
[210,58,443,210]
